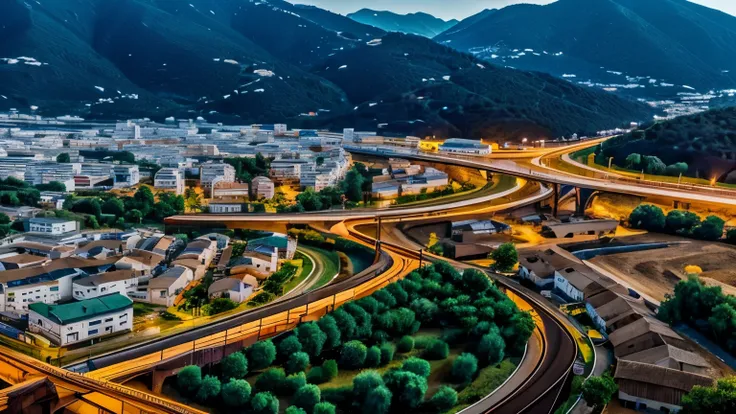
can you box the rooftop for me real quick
[29,293,132,325]
[623,344,710,369]
[74,270,139,287]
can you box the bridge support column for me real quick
[575,187,583,216]
[152,369,170,395]
[552,184,560,217]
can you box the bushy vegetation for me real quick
[681,376,736,413]
[628,204,725,240]
[660,276,736,357]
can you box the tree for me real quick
[628,204,666,231]
[254,368,285,393]
[132,186,155,217]
[102,198,125,218]
[221,378,251,407]
[451,353,478,383]
[692,215,725,241]
[353,371,384,404]
[397,336,414,353]
[125,209,143,224]
[56,153,71,163]
[340,340,367,369]
[297,322,327,358]
[365,346,381,368]
[666,162,688,177]
[665,210,701,235]
[313,401,337,414]
[1,193,20,206]
[681,376,736,414]
[581,374,618,411]
[176,365,202,393]
[427,232,440,249]
[71,198,102,218]
[221,351,248,380]
[427,386,458,412]
[491,243,518,272]
[322,360,338,381]
[293,384,321,411]
[86,215,100,229]
[286,352,310,374]
[342,168,365,202]
[624,153,641,169]
[248,339,277,370]
[250,391,279,414]
[280,372,307,395]
[363,386,392,414]
[317,315,341,350]
[196,375,221,401]
[202,297,237,315]
[278,334,302,360]
[383,369,428,409]
[35,181,66,192]
[0,213,10,225]
[286,407,306,414]
[402,357,431,378]
[462,269,491,295]
[380,343,395,365]
[296,187,323,211]
[727,229,736,245]
[422,339,449,360]
[643,155,666,175]
[331,309,357,340]
[477,332,505,366]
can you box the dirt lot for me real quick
[590,239,736,301]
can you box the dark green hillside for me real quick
[435,0,736,89]
[313,34,653,139]
[293,4,385,39]
[599,107,736,183]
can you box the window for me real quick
[89,320,101,326]
[119,314,127,319]
[120,321,127,326]
[67,332,79,342]
[88,329,98,336]
[159,290,167,298]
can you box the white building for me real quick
[208,278,253,303]
[200,163,236,193]
[209,202,248,214]
[113,165,140,187]
[251,176,275,200]
[28,293,133,346]
[146,266,193,307]
[72,270,148,301]
[29,218,77,235]
[25,161,79,191]
[438,138,492,155]
[154,168,185,195]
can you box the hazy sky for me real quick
[296,0,736,20]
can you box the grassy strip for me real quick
[305,246,340,289]
[453,358,518,407]
[282,251,314,293]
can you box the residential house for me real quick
[251,176,275,200]
[609,317,691,358]
[146,266,193,307]
[208,278,253,303]
[72,270,148,301]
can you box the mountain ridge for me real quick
[348,8,458,38]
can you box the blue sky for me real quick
[296,0,736,20]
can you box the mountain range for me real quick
[0,0,655,140]
[435,0,736,91]
[347,8,458,38]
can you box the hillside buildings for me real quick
[154,168,185,195]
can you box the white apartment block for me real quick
[154,168,185,195]
[113,165,140,187]
[72,270,148,301]
[28,294,133,346]
[200,162,236,191]
[251,176,275,199]
[29,218,77,235]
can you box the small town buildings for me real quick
[609,317,690,358]
[251,176,275,200]
[113,165,140,187]
[212,182,250,200]
[200,162,236,194]
[154,168,185,195]
[28,293,133,345]
[614,360,712,412]
[246,234,297,260]
[208,278,253,303]
[28,218,77,236]
[541,219,618,239]
[518,249,578,289]
[621,345,711,375]
[438,138,492,155]
[115,249,164,272]
[146,266,193,307]
[208,201,249,214]
[451,219,511,243]
[72,270,147,301]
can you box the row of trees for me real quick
[175,261,535,413]
[623,153,688,176]
[628,204,726,241]
[659,276,736,356]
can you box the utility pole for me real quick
[419,249,424,268]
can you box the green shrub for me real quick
[317,315,342,349]
[422,339,449,360]
[383,369,428,409]
[221,378,251,407]
[221,352,248,380]
[278,335,302,360]
[306,366,325,384]
[293,384,321,411]
[365,346,381,368]
[452,353,478,383]
[457,360,517,404]
[285,407,306,414]
[629,204,666,231]
[313,401,337,414]
[322,359,338,381]
[297,322,327,358]
[402,357,431,378]
[427,385,458,412]
[196,375,221,401]
[413,335,436,349]
[477,332,505,366]
[250,391,279,414]
[353,371,384,403]
[254,368,285,393]
[286,352,310,374]
[397,336,414,353]
[279,372,307,395]
[248,340,277,370]
[176,365,202,393]
[340,340,367,369]
[364,386,392,414]
[379,343,395,365]
[321,386,353,410]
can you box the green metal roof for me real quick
[29,294,132,325]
